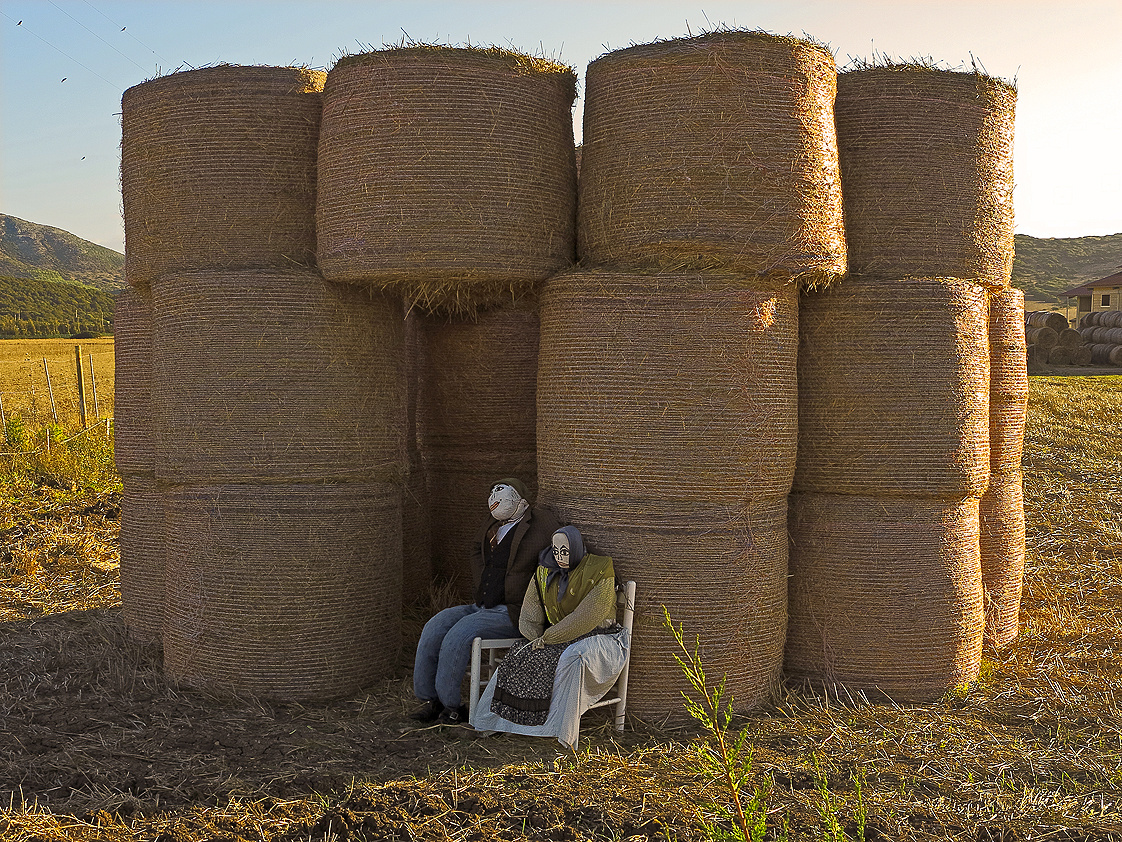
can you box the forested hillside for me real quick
[0,275,115,338]
[1013,232,1122,303]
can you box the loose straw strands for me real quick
[316,47,578,313]
[980,476,1025,650]
[162,482,402,700]
[119,473,164,643]
[546,492,788,720]
[795,277,991,498]
[579,31,846,286]
[112,286,155,476]
[538,271,799,508]
[151,270,406,485]
[834,65,1016,288]
[786,492,984,701]
[121,65,325,289]
[989,289,1028,481]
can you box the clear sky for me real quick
[2,0,1120,253]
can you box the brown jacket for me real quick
[469,505,561,628]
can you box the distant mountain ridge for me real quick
[1012,232,1122,303]
[0,214,124,292]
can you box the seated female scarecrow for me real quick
[470,525,630,748]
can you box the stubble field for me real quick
[1,352,1120,840]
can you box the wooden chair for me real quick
[468,580,637,733]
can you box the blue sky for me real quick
[2,0,1120,252]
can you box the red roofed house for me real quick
[1064,271,1122,322]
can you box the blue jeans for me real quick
[413,604,519,709]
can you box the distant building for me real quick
[1063,271,1122,323]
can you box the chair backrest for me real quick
[617,580,637,635]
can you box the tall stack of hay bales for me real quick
[1026,310,1092,366]
[787,64,1019,698]
[539,31,846,718]
[1077,311,1122,366]
[121,65,406,700]
[316,46,578,596]
[113,286,163,642]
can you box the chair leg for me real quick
[469,637,483,721]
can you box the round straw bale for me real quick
[835,66,1015,287]
[1089,344,1112,366]
[538,271,799,507]
[1056,328,1081,348]
[402,314,432,605]
[119,474,164,642]
[1108,327,1122,344]
[786,492,983,700]
[316,47,578,313]
[1078,312,1100,329]
[1104,311,1122,328]
[543,492,788,719]
[1024,326,1057,350]
[121,66,324,289]
[1089,327,1111,344]
[1070,344,1093,366]
[423,450,538,600]
[163,482,402,700]
[152,270,405,484]
[1112,346,1122,366]
[1025,311,1067,333]
[113,287,155,476]
[796,277,990,497]
[1079,326,1097,342]
[1026,344,1046,365]
[980,476,1024,650]
[989,289,1027,483]
[579,31,846,284]
[1046,345,1072,366]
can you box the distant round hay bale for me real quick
[1046,345,1072,365]
[152,270,405,484]
[1025,311,1068,333]
[543,493,788,719]
[1089,327,1111,344]
[121,65,324,289]
[1090,344,1113,365]
[1111,345,1122,366]
[980,476,1025,650]
[401,314,432,605]
[119,474,163,642]
[579,31,846,284]
[1070,344,1093,365]
[1056,328,1081,348]
[1107,327,1122,344]
[414,301,541,596]
[1078,313,1098,329]
[316,47,578,313]
[1024,326,1057,350]
[989,289,1027,483]
[113,287,155,476]
[1079,326,1097,342]
[795,277,990,497]
[538,271,799,508]
[835,66,1015,287]
[163,482,401,700]
[1026,344,1047,365]
[1103,311,1122,328]
[786,492,983,700]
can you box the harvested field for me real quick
[2,376,1121,840]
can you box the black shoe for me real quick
[438,704,469,725]
[409,699,442,723]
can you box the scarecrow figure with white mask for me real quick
[470,524,630,748]
[411,478,560,725]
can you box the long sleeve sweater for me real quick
[518,575,616,645]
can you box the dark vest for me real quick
[475,525,514,608]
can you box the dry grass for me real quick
[1,376,1120,840]
[0,338,115,426]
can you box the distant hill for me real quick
[1012,232,1122,304]
[0,214,125,293]
[0,275,115,338]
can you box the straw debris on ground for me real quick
[2,377,1121,840]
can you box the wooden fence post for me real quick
[88,352,100,422]
[0,393,6,435]
[75,345,88,429]
[43,358,57,424]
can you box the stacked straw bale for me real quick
[121,66,325,289]
[316,47,579,313]
[147,269,406,698]
[834,66,1016,288]
[538,270,799,715]
[579,31,846,286]
[401,313,433,606]
[114,287,164,642]
[1076,313,1122,366]
[414,300,541,599]
[982,289,1028,649]
[163,483,401,699]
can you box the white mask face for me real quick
[488,484,522,522]
[552,533,571,569]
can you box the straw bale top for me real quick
[579,30,845,285]
[123,63,325,100]
[835,64,1016,287]
[317,45,578,313]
